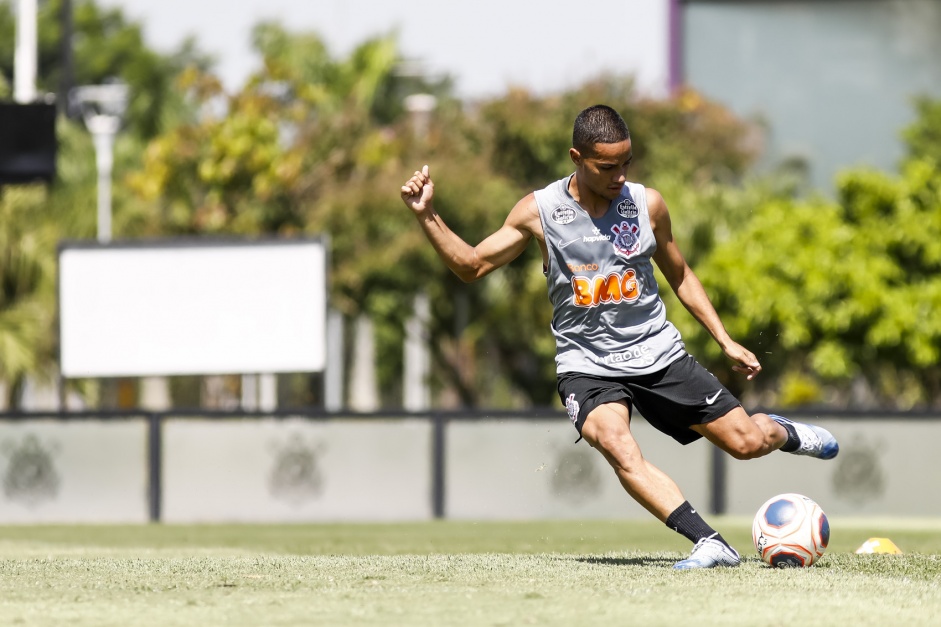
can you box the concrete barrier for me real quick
[0,411,937,522]
[0,418,148,523]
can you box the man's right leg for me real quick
[580,401,739,569]
[580,401,685,520]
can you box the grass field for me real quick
[1,518,939,626]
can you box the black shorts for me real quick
[557,353,741,445]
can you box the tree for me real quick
[0,121,99,407]
[465,82,762,403]
[92,21,941,412]
[126,24,463,404]
[281,70,760,407]
[0,0,209,138]
[685,103,941,410]
[903,96,941,166]
[0,187,53,407]
[0,0,209,408]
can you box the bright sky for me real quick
[97,0,670,100]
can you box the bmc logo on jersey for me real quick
[571,269,640,307]
[617,199,638,218]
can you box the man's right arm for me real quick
[401,165,536,282]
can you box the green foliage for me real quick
[0,118,116,406]
[127,25,412,236]
[4,1,941,411]
[125,25,460,403]
[0,187,52,402]
[479,82,757,191]
[0,0,197,407]
[473,85,763,400]
[0,0,209,138]
[1,0,200,237]
[778,371,824,406]
[687,153,941,408]
[903,96,941,166]
[472,83,761,404]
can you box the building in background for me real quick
[681,0,941,191]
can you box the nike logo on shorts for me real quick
[705,391,722,405]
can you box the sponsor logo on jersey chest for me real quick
[556,227,610,250]
[617,199,638,218]
[551,205,577,224]
[571,268,641,307]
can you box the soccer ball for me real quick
[752,493,830,568]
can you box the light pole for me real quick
[403,93,437,141]
[14,0,38,104]
[402,93,437,411]
[71,83,129,243]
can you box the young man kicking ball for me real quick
[400,104,838,569]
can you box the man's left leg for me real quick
[769,414,840,460]
[691,407,839,461]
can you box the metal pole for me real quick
[710,446,727,515]
[148,413,162,522]
[432,413,446,519]
[403,292,431,411]
[87,117,118,243]
[668,0,683,94]
[324,310,344,411]
[14,0,38,103]
[59,0,74,117]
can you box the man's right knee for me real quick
[581,402,628,442]
[581,403,641,468]
[590,423,631,455]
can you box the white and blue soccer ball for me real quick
[752,493,830,568]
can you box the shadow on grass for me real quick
[571,556,677,567]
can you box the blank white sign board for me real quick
[59,240,326,377]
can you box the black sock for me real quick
[665,501,730,548]
[778,421,800,452]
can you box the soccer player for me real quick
[399,104,839,569]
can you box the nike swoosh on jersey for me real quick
[705,391,722,404]
[558,238,581,249]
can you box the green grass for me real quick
[1,519,939,626]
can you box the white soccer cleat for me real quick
[770,414,840,460]
[673,535,741,570]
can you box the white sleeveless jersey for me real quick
[535,175,686,376]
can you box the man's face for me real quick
[570,139,633,201]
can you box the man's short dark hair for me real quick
[572,105,630,154]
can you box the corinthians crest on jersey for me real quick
[611,221,641,258]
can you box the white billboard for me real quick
[58,239,327,377]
